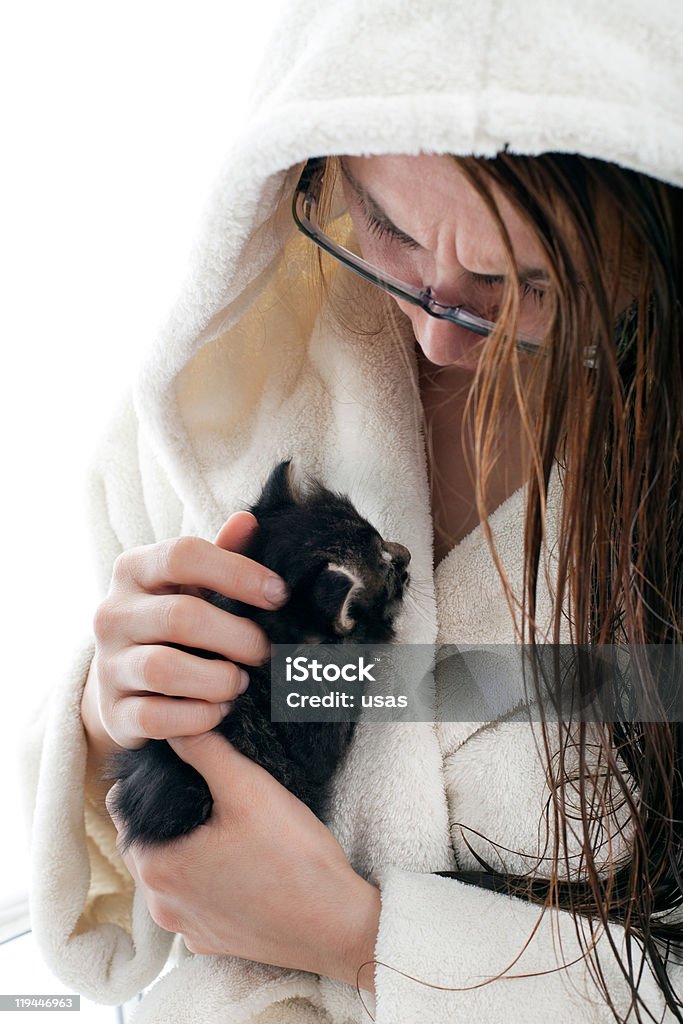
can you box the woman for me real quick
[22,1,682,1021]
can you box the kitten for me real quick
[105,460,410,850]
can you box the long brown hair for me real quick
[309,152,682,1020]
[445,153,683,1023]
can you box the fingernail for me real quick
[238,669,249,694]
[263,575,289,606]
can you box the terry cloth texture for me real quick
[20,0,682,1021]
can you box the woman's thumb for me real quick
[214,510,258,552]
[167,731,244,796]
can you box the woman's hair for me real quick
[452,152,683,1024]
[312,153,683,1022]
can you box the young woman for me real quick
[22,2,682,1022]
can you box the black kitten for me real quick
[105,460,410,850]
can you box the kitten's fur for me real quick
[106,461,410,850]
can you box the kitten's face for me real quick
[307,527,410,643]
[250,461,411,643]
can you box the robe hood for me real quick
[132,0,683,537]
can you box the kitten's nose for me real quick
[384,541,411,583]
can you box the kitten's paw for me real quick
[107,746,214,851]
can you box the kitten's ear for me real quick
[313,564,361,636]
[283,460,316,503]
[254,460,315,513]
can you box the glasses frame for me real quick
[292,156,546,355]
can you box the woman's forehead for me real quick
[342,153,549,274]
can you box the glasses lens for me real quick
[297,161,552,347]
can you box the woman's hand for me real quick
[81,512,289,758]
[105,730,381,993]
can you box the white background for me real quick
[0,0,281,1000]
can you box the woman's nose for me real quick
[412,308,484,368]
[418,311,456,342]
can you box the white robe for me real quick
[19,0,682,1020]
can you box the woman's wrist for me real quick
[322,874,381,994]
[80,661,120,799]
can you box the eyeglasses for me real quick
[292,156,548,356]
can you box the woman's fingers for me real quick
[122,644,250,703]
[111,535,289,611]
[97,641,250,749]
[117,593,270,665]
[214,510,259,553]
[115,693,234,745]
[88,520,284,750]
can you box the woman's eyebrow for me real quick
[520,268,551,284]
[339,159,421,245]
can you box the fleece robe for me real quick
[20,0,682,1020]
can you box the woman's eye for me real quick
[360,201,422,251]
[475,272,547,305]
[520,282,546,304]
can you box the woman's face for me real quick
[341,154,553,369]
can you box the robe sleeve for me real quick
[19,639,173,1006]
[370,866,678,1023]
[17,397,175,1005]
